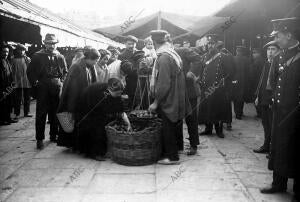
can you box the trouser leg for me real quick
[186,98,199,147]
[175,121,184,151]
[0,99,11,122]
[294,177,299,200]
[23,88,31,115]
[35,83,48,141]
[160,111,179,161]
[261,105,271,149]
[14,88,22,116]
[214,121,223,134]
[205,123,213,132]
[272,172,288,189]
[48,83,61,138]
[234,100,244,117]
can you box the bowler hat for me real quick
[43,33,59,44]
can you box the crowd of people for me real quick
[0,16,299,202]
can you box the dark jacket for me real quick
[248,55,264,102]
[0,58,13,100]
[27,49,67,85]
[119,48,137,97]
[175,47,202,99]
[269,45,300,177]
[256,61,273,106]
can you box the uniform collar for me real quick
[288,40,299,50]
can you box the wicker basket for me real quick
[105,119,162,166]
[56,112,74,133]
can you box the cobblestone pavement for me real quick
[0,103,293,202]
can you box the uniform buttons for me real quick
[279,78,281,81]
[277,100,280,103]
[278,93,280,96]
[278,86,281,88]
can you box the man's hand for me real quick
[127,124,132,132]
[255,97,259,106]
[149,101,158,112]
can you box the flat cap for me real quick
[263,40,280,49]
[107,45,120,55]
[15,43,26,50]
[125,35,138,43]
[270,17,300,36]
[150,30,169,42]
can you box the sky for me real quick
[30,0,232,25]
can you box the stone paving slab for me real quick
[0,104,294,202]
[87,173,156,194]
[156,189,253,202]
[5,187,85,202]
[81,193,156,202]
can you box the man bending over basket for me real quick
[149,30,191,165]
[76,78,131,161]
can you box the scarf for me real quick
[150,43,182,93]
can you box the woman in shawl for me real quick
[76,78,131,161]
[56,48,100,148]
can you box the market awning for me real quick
[0,0,123,48]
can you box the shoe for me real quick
[50,136,57,142]
[199,130,212,136]
[8,118,18,123]
[217,132,225,138]
[92,155,106,161]
[253,146,269,154]
[24,114,33,117]
[178,150,184,154]
[0,121,10,126]
[187,147,197,155]
[157,158,180,165]
[226,123,232,130]
[291,195,299,202]
[236,116,242,120]
[36,140,44,150]
[260,186,286,194]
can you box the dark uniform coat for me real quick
[232,54,250,102]
[198,50,233,123]
[269,45,300,178]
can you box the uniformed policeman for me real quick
[260,18,300,202]
[27,34,67,149]
[198,34,234,138]
[253,41,280,154]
